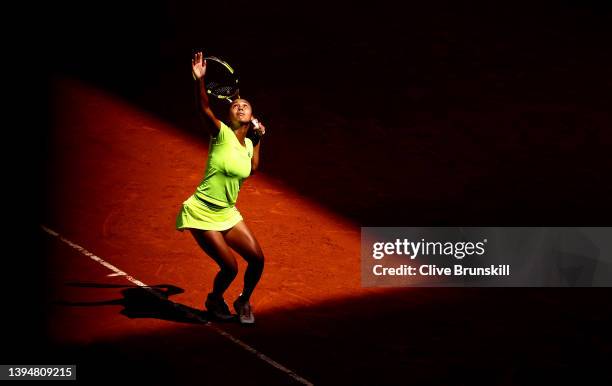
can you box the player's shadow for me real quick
[53,282,217,324]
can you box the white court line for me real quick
[41,225,313,386]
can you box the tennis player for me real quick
[176,51,266,324]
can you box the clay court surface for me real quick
[32,79,610,385]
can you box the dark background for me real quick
[5,0,612,381]
[39,0,612,226]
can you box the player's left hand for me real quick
[252,119,266,136]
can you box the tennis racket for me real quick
[196,55,260,131]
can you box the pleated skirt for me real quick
[176,194,243,232]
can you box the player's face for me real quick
[229,99,253,125]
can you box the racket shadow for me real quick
[54,282,211,325]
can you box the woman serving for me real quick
[176,51,266,324]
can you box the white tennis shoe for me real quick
[233,295,255,324]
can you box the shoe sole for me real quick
[209,311,234,320]
[238,316,255,324]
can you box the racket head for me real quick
[204,56,240,103]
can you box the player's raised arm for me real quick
[192,51,221,136]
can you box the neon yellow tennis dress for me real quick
[176,121,253,231]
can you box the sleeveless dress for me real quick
[176,121,253,231]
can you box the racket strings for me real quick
[207,81,238,97]
[205,58,239,99]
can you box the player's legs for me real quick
[223,220,265,301]
[189,229,238,298]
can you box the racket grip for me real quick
[250,133,262,146]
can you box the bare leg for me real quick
[223,221,265,301]
[190,229,238,298]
